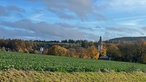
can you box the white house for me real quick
[40,47,44,54]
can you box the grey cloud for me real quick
[105,27,145,38]
[28,0,105,19]
[106,27,137,32]
[142,27,146,30]
[103,31,124,40]
[7,6,25,12]
[0,5,9,16]
[141,27,146,35]
[0,27,35,39]
[95,26,103,29]
[0,19,98,40]
[77,27,96,31]
[0,5,25,17]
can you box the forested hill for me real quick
[107,36,146,43]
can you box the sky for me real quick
[0,0,146,41]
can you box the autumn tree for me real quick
[67,48,77,57]
[76,47,88,58]
[106,44,122,60]
[118,42,136,62]
[100,43,107,56]
[48,45,68,56]
[134,39,146,63]
[87,46,99,59]
[67,47,87,58]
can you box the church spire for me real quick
[98,36,102,54]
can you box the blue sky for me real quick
[0,0,146,41]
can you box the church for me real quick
[98,36,102,53]
[98,36,110,60]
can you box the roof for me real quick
[99,55,109,59]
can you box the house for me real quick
[40,47,44,54]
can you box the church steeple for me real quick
[98,36,102,53]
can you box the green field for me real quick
[0,51,146,82]
[0,51,146,72]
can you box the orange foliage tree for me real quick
[87,46,99,59]
[48,45,68,56]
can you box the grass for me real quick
[0,69,146,82]
[0,51,146,72]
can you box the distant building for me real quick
[98,36,111,60]
[40,47,44,54]
[99,55,110,60]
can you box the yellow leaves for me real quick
[48,45,68,56]
[94,53,100,59]
[48,45,100,59]
[87,46,99,59]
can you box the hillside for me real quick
[108,36,146,43]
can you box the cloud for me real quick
[105,26,145,37]
[0,5,25,17]
[110,0,146,7]
[107,27,137,32]
[7,6,25,12]
[0,19,98,40]
[0,5,9,16]
[0,26,35,39]
[28,0,106,19]
[30,13,44,22]
[2,0,146,41]
[142,27,146,31]
[112,17,146,31]
[108,0,146,11]
[98,26,146,40]
[117,19,143,26]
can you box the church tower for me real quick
[98,36,102,53]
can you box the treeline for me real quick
[107,39,146,64]
[0,39,39,53]
[0,39,104,59]
[0,39,98,51]
[0,38,146,64]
